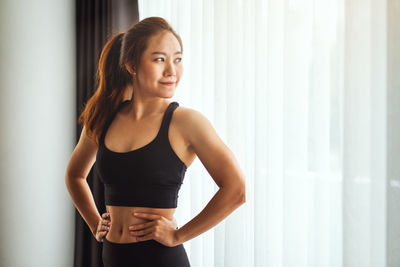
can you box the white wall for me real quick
[0,0,75,266]
[387,0,400,265]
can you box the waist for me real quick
[105,205,176,244]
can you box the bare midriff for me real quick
[105,205,176,243]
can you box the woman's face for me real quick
[133,31,183,99]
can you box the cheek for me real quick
[140,62,160,77]
[141,64,160,81]
[177,65,184,77]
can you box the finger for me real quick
[129,221,155,231]
[97,230,109,241]
[99,225,110,231]
[98,229,108,235]
[101,219,111,226]
[132,212,162,220]
[102,213,110,219]
[130,226,153,237]
[135,232,155,242]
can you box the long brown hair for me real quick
[78,17,183,145]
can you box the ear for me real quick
[125,63,136,75]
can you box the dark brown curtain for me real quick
[74,1,138,266]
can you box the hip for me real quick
[102,236,190,267]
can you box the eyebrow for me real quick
[151,51,182,56]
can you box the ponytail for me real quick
[78,32,132,145]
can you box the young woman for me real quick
[65,17,246,267]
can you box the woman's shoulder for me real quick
[173,104,206,123]
[173,104,215,138]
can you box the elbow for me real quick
[220,175,246,204]
[233,175,246,204]
[64,173,82,190]
[65,172,74,186]
[236,183,246,204]
[65,174,73,192]
[238,189,246,204]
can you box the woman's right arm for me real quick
[65,125,102,237]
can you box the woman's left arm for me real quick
[174,108,246,246]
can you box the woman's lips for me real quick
[160,82,175,86]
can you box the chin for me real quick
[157,92,174,99]
[160,88,176,98]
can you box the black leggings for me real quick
[102,237,191,267]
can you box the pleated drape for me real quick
[74,1,138,266]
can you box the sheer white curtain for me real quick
[138,0,398,266]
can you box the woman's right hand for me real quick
[94,212,111,242]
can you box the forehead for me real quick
[145,31,182,54]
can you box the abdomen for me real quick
[105,205,176,243]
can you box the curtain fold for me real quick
[74,1,138,266]
[138,0,397,266]
[75,2,111,266]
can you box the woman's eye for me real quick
[154,57,182,62]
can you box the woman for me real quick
[65,17,246,267]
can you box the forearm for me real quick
[175,186,245,245]
[65,177,101,236]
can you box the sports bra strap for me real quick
[158,102,179,142]
[100,100,179,145]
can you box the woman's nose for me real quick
[164,61,176,76]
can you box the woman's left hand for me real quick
[128,212,179,247]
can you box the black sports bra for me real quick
[95,100,187,208]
